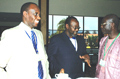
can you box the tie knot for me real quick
[31,30,35,35]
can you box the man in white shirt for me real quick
[0,2,51,79]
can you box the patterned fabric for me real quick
[31,31,38,53]
[31,30,43,79]
[96,35,120,79]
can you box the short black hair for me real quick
[65,16,78,26]
[103,14,119,29]
[20,2,37,16]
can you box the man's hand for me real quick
[79,54,91,67]
[59,68,64,73]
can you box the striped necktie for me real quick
[31,30,43,79]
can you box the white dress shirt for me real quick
[70,38,78,51]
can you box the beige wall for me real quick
[49,0,120,17]
[0,0,38,13]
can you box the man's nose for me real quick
[37,15,41,20]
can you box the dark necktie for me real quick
[31,30,43,79]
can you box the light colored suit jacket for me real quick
[0,22,51,79]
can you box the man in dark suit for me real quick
[47,16,91,79]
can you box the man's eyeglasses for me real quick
[70,26,80,30]
[101,23,107,26]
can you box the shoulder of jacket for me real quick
[33,29,42,34]
[52,33,64,40]
[2,25,20,34]
[100,36,108,42]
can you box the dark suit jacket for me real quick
[47,32,87,79]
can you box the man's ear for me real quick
[66,24,69,29]
[23,11,28,18]
[111,22,115,30]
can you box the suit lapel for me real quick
[62,32,76,51]
[76,36,79,52]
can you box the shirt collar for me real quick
[20,22,34,36]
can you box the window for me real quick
[48,15,98,49]
[84,17,98,48]
[48,15,67,41]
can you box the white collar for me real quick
[20,22,35,36]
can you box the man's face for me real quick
[101,19,112,34]
[67,19,79,37]
[25,4,41,28]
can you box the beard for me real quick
[72,31,77,37]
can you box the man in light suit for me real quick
[0,2,51,79]
[47,16,91,79]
